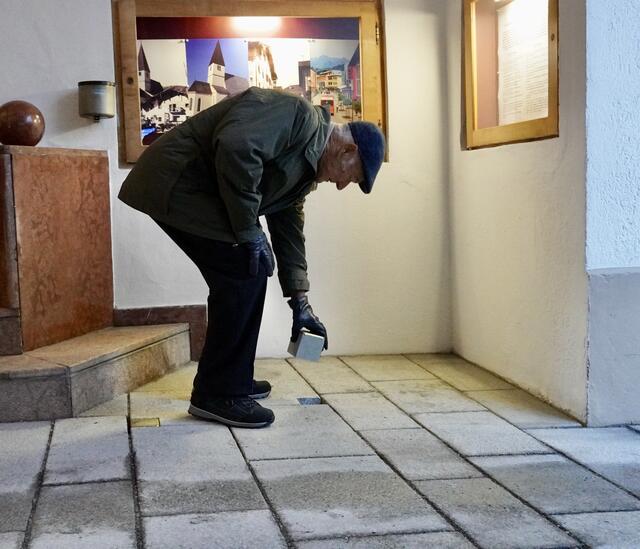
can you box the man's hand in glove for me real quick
[243,231,275,277]
[288,294,328,350]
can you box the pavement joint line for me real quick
[295,527,456,543]
[228,427,296,549]
[407,409,488,416]
[139,505,268,519]
[331,361,589,548]
[552,508,640,516]
[42,477,131,488]
[127,414,146,549]
[246,453,377,463]
[20,420,54,549]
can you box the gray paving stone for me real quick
[407,354,513,391]
[415,478,575,548]
[340,355,437,381]
[30,481,136,549]
[466,389,580,428]
[254,358,319,406]
[289,356,374,394]
[0,532,23,549]
[414,412,549,456]
[0,422,50,532]
[471,454,640,514]
[129,392,191,421]
[554,510,640,548]
[79,394,129,417]
[232,405,373,461]
[252,455,449,540]
[323,392,418,431]
[528,427,640,496]
[373,380,486,414]
[295,531,474,548]
[44,416,130,484]
[133,422,265,515]
[631,425,640,434]
[360,428,483,481]
[144,510,286,549]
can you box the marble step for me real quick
[0,324,191,422]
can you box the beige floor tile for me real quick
[408,354,513,391]
[135,362,196,397]
[341,355,437,381]
[466,389,581,428]
[323,392,418,430]
[373,379,486,414]
[289,356,373,394]
[254,359,319,406]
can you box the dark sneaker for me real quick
[249,379,271,399]
[188,396,274,428]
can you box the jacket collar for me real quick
[304,106,331,173]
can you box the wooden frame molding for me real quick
[115,0,387,163]
[463,0,559,149]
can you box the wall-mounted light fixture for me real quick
[78,81,115,122]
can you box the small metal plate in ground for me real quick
[297,397,322,405]
[131,417,161,428]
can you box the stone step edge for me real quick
[0,324,190,379]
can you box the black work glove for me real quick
[243,231,275,277]
[288,295,328,350]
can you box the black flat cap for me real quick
[348,121,386,194]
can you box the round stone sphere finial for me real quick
[0,100,46,146]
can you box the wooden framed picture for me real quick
[115,0,386,162]
[463,0,559,149]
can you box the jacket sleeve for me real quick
[213,97,297,243]
[266,198,310,297]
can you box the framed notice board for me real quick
[463,0,559,149]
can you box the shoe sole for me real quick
[248,389,271,399]
[188,404,273,428]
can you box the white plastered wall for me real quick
[0,0,451,357]
[445,0,589,420]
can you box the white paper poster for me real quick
[497,0,549,125]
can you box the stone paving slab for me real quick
[133,422,265,516]
[44,416,130,484]
[373,380,486,414]
[415,411,550,456]
[360,428,483,481]
[465,389,580,428]
[252,455,449,540]
[415,477,576,548]
[471,454,640,514]
[232,405,373,461]
[528,427,640,496]
[144,509,286,549]
[0,421,50,532]
[322,392,418,431]
[406,354,513,391]
[288,357,374,394]
[0,532,22,549]
[340,356,437,382]
[295,531,474,548]
[135,362,196,397]
[30,481,136,549]
[79,394,129,417]
[130,392,191,422]
[254,359,319,406]
[554,510,640,548]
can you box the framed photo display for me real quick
[463,0,559,149]
[115,0,387,162]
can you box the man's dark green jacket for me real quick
[118,87,331,296]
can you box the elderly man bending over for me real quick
[118,87,385,428]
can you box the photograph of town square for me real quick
[136,16,362,143]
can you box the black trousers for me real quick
[155,221,268,397]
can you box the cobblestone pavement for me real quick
[2,354,640,548]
